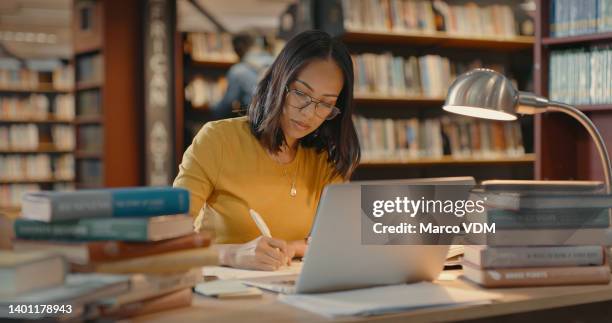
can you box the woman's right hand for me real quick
[221,236,294,271]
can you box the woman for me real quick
[173,30,360,271]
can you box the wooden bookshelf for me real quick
[73,116,103,125]
[0,116,74,124]
[353,95,445,106]
[534,0,612,181]
[542,31,612,46]
[0,87,71,94]
[75,150,104,159]
[76,82,103,91]
[0,178,74,185]
[71,0,142,188]
[359,154,535,168]
[341,30,535,51]
[0,146,73,154]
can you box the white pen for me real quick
[249,208,289,266]
[249,208,272,238]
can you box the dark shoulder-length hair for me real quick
[248,30,360,180]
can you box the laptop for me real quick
[242,177,476,294]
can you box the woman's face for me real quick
[280,58,344,144]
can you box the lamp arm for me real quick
[546,101,612,195]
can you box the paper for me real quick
[194,280,262,298]
[278,282,501,318]
[203,261,303,280]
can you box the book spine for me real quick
[482,209,610,229]
[475,246,605,268]
[465,228,611,246]
[14,218,149,241]
[111,188,190,217]
[469,265,610,287]
[87,233,211,262]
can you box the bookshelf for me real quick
[70,0,142,189]
[534,0,612,181]
[0,61,75,212]
[176,31,238,158]
[317,0,536,181]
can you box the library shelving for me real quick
[322,0,536,181]
[70,0,142,189]
[0,62,75,213]
[534,0,612,181]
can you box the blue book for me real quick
[21,187,190,222]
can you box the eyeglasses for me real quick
[285,86,341,120]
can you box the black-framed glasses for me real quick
[285,86,341,120]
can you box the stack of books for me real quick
[463,180,612,288]
[8,187,218,320]
[0,250,131,321]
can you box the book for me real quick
[464,245,605,269]
[100,268,202,307]
[14,215,195,241]
[468,208,610,230]
[13,232,210,265]
[0,273,129,319]
[72,247,219,274]
[0,251,65,297]
[98,288,193,319]
[476,192,612,211]
[21,187,190,222]
[480,180,604,193]
[464,227,612,246]
[462,262,611,287]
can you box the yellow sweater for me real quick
[173,117,342,244]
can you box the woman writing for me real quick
[173,30,360,270]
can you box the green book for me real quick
[14,215,193,242]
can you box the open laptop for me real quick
[242,177,476,294]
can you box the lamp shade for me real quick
[442,68,519,121]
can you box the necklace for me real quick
[281,158,299,197]
[273,146,299,197]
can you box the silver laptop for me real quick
[243,177,476,294]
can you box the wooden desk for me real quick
[130,272,612,323]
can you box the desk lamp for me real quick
[442,68,612,196]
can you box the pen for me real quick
[249,208,272,238]
[249,208,289,266]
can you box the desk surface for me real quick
[131,271,612,323]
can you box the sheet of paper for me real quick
[278,282,501,318]
[203,261,303,280]
[194,280,262,298]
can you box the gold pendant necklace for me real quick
[274,146,299,197]
[281,157,299,197]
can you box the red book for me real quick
[13,233,211,264]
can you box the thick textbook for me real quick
[462,262,611,287]
[14,215,194,241]
[464,245,605,269]
[21,187,189,222]
[13,233,211,265]
[0,251,65,297]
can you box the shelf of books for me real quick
[0,60,75,214]
[331,0,535,180]
[534,0,612,180]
